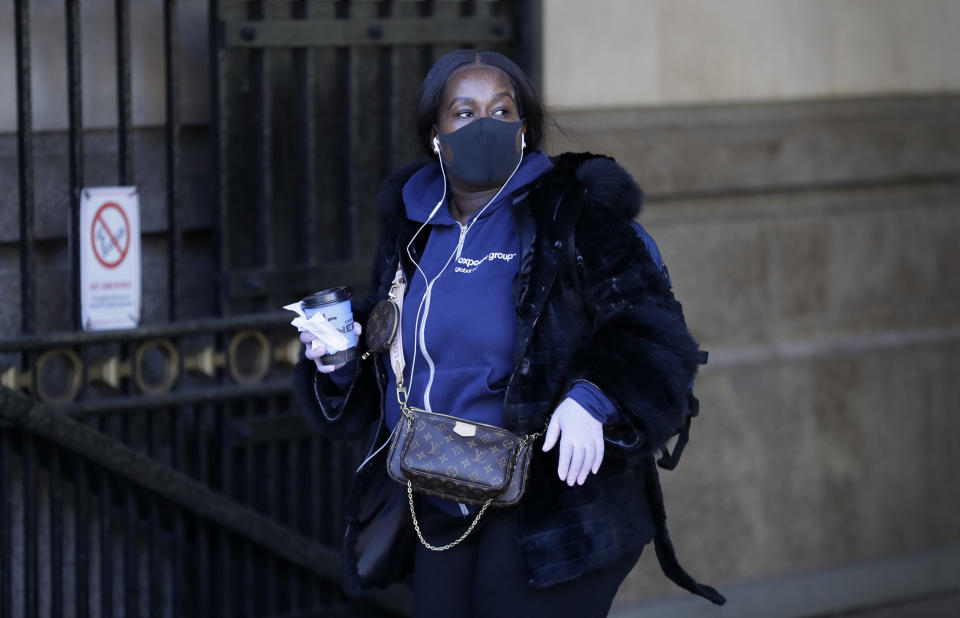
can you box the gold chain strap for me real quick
[407,481,492,552]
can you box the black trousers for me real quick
[411,497,642,618]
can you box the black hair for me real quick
[415,49,545,157]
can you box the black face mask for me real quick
[435,118,524,186]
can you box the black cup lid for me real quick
[302,286,351,309]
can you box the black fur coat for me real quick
[291,152,724,605]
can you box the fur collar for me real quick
[550,152,643,219]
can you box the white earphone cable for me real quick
[403,134,526,410]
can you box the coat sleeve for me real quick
[290,356,381,439]
[565,193,702,455]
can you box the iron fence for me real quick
[0,386,408,617]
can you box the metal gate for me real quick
[2,1,540,616]
[213,0,541,315]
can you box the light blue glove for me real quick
[301,322,362,373]
[542,397,605,486]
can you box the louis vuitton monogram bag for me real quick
[372,264,546,551]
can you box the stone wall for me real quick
[543,0,960,108]
[547,94,960,604]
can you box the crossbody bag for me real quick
[363,265,546,551]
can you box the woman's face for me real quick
[431,65,525,147]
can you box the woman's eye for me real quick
[493,108,512,118]
[455,110,474,118]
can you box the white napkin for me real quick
[283,301,350,352]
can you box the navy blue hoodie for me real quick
[377,152,615,515]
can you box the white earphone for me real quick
[521,132,526,150]
[432,136,440,154]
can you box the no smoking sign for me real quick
[92,202,131,268]
[80,187,141,331]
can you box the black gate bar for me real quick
[148,500,161,618]
[23,437,38,617]
[116,0,133,185]
[75,454,90,618]
[211,0,229,316]
[223,16,513,47]
[124,483,139,616]
[0,312,289,352]
[165,0,184,322]
[99,428,114,617]
[15,0,35,337]
[50,448,64,617]
[66,0,85,331]
[0,433,10,617]
[293,1,317,268]
[255,27,274,280]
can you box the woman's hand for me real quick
[542,397,605,486]
[301,322,362,373]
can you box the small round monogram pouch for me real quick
[364,298,400,354]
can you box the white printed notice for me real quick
[80,187,141,331]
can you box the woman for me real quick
[292,50,724,617]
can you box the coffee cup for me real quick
[301,287,357,365]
